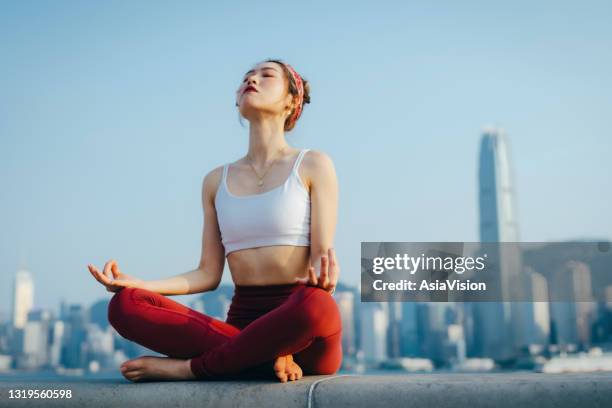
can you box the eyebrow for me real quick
[243,66,280,77]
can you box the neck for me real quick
[246,118,290,166]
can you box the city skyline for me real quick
[2,1,611,313]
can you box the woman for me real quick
[87,58,342,383]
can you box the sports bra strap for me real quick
[292,149,310,173]
[222,163,229,183]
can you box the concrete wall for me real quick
[1,372,612,408]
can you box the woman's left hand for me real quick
[298,248,339,294]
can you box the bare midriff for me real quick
[220,148,312,286]
[227,245,310,286]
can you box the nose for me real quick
[244,72,257,85]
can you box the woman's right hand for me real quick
[87,259,146,293]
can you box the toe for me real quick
[273,356,286,372]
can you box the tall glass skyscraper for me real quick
[472,127,524,362]
[478,127,520,243]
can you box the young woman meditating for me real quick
[87,58,342,382]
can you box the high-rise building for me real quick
[520,268,551,347]
[474,127,526,362]
[399,302,421,357]
[548,260,595,350]
[11,268,34,329]
[334,290,356,357]
[478,127,520,243]
[48,320,65,367]
[19,309,52,369]
[360,302,388,364]
[62,305,88,369]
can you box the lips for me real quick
[243,86,257,94]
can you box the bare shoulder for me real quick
[303,149,336,173]
[301,149,337,190]
[202,165,225,205]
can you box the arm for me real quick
[144,167,226,296]
[307,150,339,284]
[143,267,216,296]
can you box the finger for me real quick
[328,249,338,288]
[110,279,129,288]
[87,265,99,281]
[308,266,318,286]
[319,255,329,289]
[331,272,339,289]
[111,262,121,279]
[103,260,116,281]
[89,264,112,285]
[88,266,107,287]
[96,267,113,285]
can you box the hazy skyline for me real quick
[1,1,611,313]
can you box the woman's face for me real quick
[236,62,293,119]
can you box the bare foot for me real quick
[120,356,197,382]
[273,354,303,383]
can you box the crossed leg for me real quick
[107,284,342,381]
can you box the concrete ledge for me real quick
[1,372,612,408]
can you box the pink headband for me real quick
[282,62,304,125]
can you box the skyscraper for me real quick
[548,260,595,349]
[474,127,525,362]
[478,127,520,243]
[11,268,34,329]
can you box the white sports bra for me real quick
[215,149,311,256]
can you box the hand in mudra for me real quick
[87,259,145,293]
[296,248,339,294]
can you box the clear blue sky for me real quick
[1,0,610,315]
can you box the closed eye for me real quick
[243,74,274,82]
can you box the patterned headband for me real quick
[282,62,304,125]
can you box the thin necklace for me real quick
[246,146,287,187]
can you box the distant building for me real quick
[399,302,421,357]
[360,302,388,363]
[474,127,524,362]
[61,305,89,368]
[334,290,356,357]
[549,260,595,350]
[11,268,34,329]
[19,309,53,369]
[518,268,551,347]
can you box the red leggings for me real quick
[107,282,343,380]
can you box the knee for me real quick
[297,287,342,332]
[316,359,342,375]
[297,332,343,375]
[107,287,139,330]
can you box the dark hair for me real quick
[237,58,311,132]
